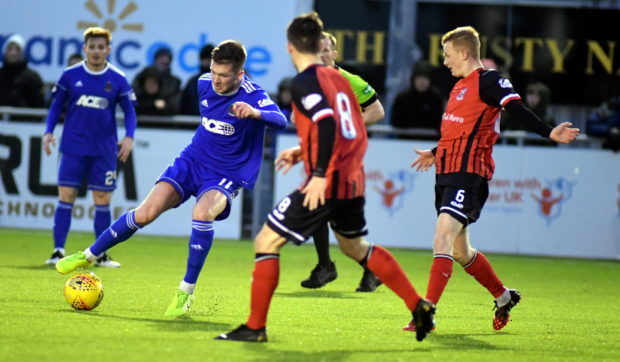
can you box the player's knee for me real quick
[192,208,218,221]
[337,237,368,261]
[134,204,161,225]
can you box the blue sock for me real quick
[183,220,214,284]
[53,201,73,249]
[90,210,142,256]
[94,204,111,238]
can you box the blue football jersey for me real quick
[183,74,286,189]
[45,61,137,156]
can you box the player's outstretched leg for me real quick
[357,244,435,342]
[301,224,337,289]
[217,252,279,342]
[56,210,142,274]
[493,289,521,330]
[165,220,214,316]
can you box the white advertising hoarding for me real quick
[1,0,313,92]
[0,123,242,239]
[274,134,620,260]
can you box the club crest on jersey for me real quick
[302,93,322,110]
[76,95,109,110]
[499,78,513,88]
[456,88,467,101]
[258,98,274,107]
[105,81,112,92]
[202,117,235,136]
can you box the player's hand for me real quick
[301,176,327,211]
[410,149,435,172]
[550,122,580,144]
[42,133,56,156]
[232,101,260,119]
[275,146,302,174]
[117,136,133,163]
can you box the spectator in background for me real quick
[133,47,181,114]
[586,84,620,151]
[67,53,84,66]
[134,67,176,115]
[180,44,215,115]
[502,81,555,131]
[390,60,444,138]
[275,76,293,121]
[0,33,45,108]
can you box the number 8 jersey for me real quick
[291,64,367,200]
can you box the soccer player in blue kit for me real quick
[43,27,137,268]
[56,40,288,316]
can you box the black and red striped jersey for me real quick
[436,68,521,179]
[291,64,367,199]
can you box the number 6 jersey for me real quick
[291,64,367,200]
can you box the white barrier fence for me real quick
[274,134,620,260]
[0,123,242,239]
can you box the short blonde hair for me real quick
[322,31,337,48]
[83,27,112,45]
[441,26,480,59]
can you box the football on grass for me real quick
[64,272,104,310]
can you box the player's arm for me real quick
[291,72,337,211]
[232,91,287,129]
[43,79,69,156]
[302,116,335,210]
[504,101,579,143]
[361,98,384,125]
[346,70,384,125]
[481,70,579,143]
[117,81,138,163]
[275,145,302,175]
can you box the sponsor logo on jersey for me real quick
[74,80,83,87]
[201,99,208,107]
[257,98,274,107]
[456,88,467,101]
[202,117,235,136]
[499,78,513,88]
[301,93,322,110]
[76,94,109,110]
[362,85,372,94]
[442,112,464,123]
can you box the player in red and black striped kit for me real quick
[217,11,435,343]
[409,26,580,332]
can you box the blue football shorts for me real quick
[157,154,241,221]
[58,153,117,192]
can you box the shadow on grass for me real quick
[428,332,512,351]
[275,290,362,299]
[236,344,436,361]
[57,309,229,332]
[2,264,55,270]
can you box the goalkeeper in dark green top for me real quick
[299,31,385,291]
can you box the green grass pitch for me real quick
[1,227,619,361]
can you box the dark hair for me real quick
[212,40,247,72]
[200,44,215,60]
[154,47,173,62]
[287,11,323,54]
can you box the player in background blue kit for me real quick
[43,27,137,268]
[56,40,288,316]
